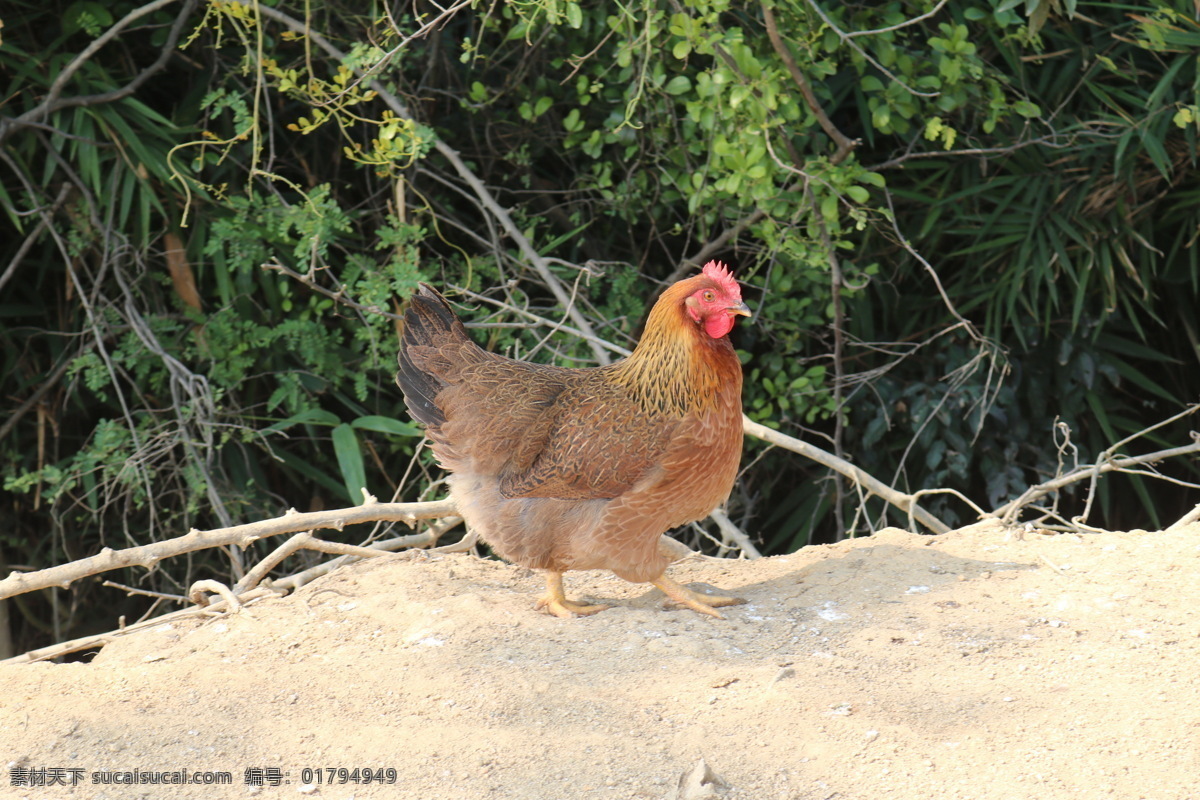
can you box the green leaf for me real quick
[1012,100,1041,119]
[566,2,583,29]
[820,193,839,222]
[351,415,423,437]
[860,171,886,188]
[63,1,113,36]
[333,423,368,502]
[263,407,340,434]
[664,75,692,95]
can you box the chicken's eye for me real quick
[702,290,716,303]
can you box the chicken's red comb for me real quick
[702,260,740,297]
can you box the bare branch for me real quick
[0,499,457,601]
[844,0,950,38]
[451,286,633,358]
[1,588,280,664]
[710,508,762,558]
[869,134,1073,171]
[993,407,1200,524]
[742,416,951,534]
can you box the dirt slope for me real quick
[3,519,1199,799]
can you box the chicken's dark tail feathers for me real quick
[396,283,467,428]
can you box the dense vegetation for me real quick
[2,0,1197,654]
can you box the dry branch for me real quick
[742,416,951,534]
[993,406,1200,526]
[0,589,278,665]
[710,508,762,558]
[993,439,1200,525]
[0,498,456,601]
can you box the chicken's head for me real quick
[684,260,752,339]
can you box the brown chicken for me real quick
[397,262,750,618]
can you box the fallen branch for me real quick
[710,508,762,559]
[0,497,457,601]
[4,520,462,664]
[0,588,278,665]
[993,406,1200,525]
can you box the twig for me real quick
[710,508,762,558]
[0,351,81,445]
[801,0,938,98]
[676,208,767,276]
[883,190,988,342]
[0,185,74,295]
[267,520,461,592]
[910,487,988,520]
[1037,552,1068,575]
[101,581,188,602]
[1,0,198,142]
[188,579,243,611]
[232,529,407,595]
[0,589,278,664]
[869,134,1072,171]
[263,258,403,320]
[843,0,950,38]
[451,285,633,358]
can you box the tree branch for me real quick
[742,416,952,534]
[843,0,950,38]
[761,2,857,164]
[1168,503,1200,532]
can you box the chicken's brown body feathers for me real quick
[397,277,744,585]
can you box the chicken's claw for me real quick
[536,572,610,618]
[651,574,746,619]
[536,596,611,618]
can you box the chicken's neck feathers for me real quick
[610,299,740,418]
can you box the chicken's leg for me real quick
[651,574,745,619]
[535,571,610,618]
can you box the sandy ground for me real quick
[2,519,1199,800]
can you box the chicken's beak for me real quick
[727,302,752,318]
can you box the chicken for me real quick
[396,261,751,618]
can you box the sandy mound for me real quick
[3,520,1199,799]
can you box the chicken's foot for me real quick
[535,571,610,618]
[651,574,745,619]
